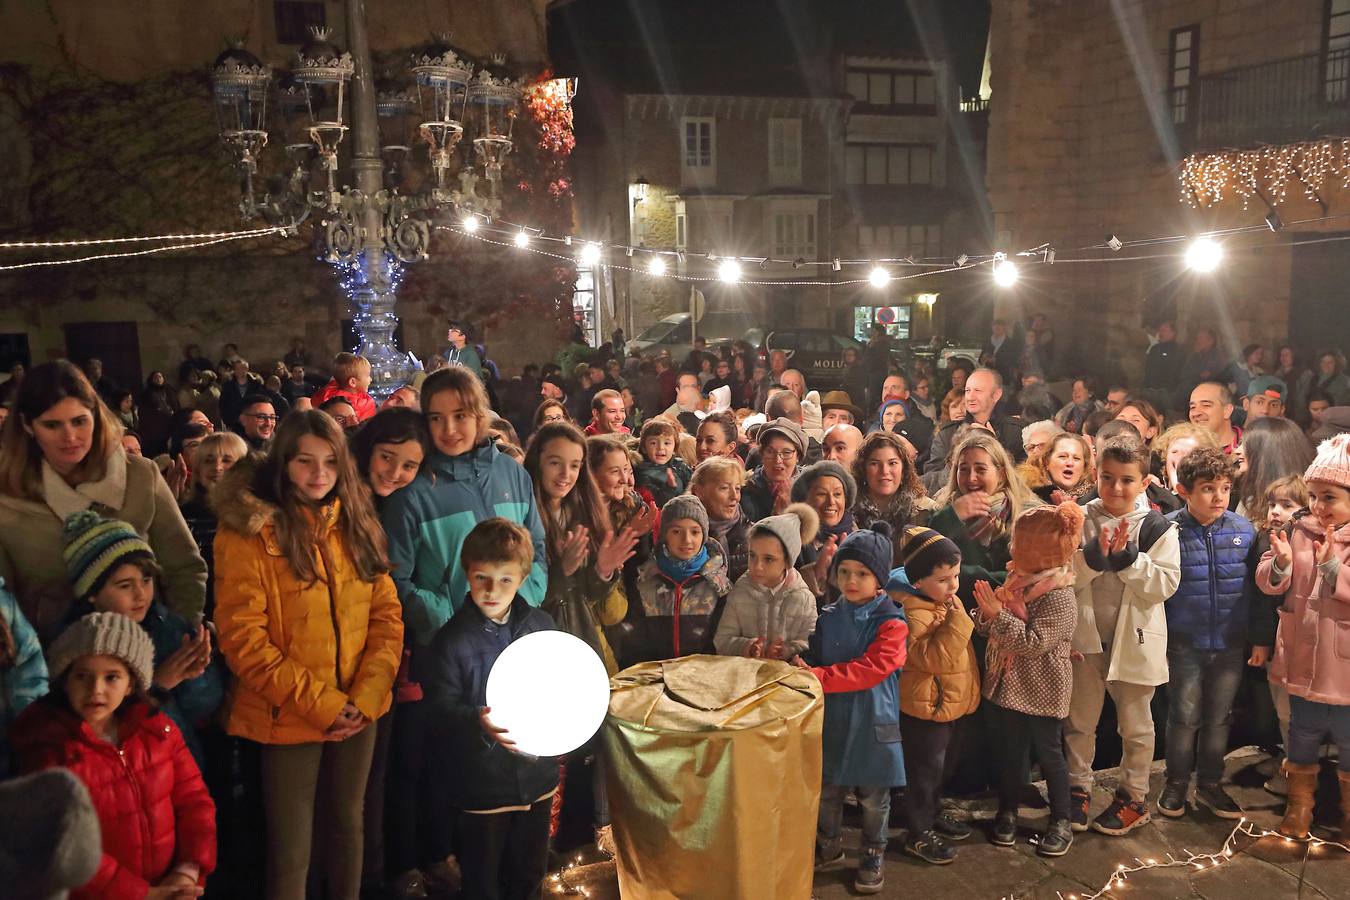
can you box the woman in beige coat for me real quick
[0,361,205,641]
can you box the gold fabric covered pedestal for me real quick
[602,655,823,900]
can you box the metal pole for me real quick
[342,0,409,400]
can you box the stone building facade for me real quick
[986,0,1350,381]
[0,0,561,386]
[564,20,990,350]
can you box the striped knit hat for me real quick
[61,510,154,601]
[898,526,961,583]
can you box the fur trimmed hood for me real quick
[209,453,275,537]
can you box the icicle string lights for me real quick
[1180,137,1350,209]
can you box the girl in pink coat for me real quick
[1256,434,1350,839]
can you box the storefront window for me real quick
[853,304,911,341]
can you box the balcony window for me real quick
[845,144,935,185]
[768,118,802,185]
[1168,26,1199,125]
[772,212,816,258]
[846,68,937,112]
[681,117,716,187]
[1325,0,1350,102]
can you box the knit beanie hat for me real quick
[751,503,821,564]
[832,521,895,585]
[1010,501,1086,573]
[46,612,156,694]
[61,510,154,601]
[661,494,710,539]
[0,768,101,900]
[790,460,858,509]
[1305,433,1350,489]
[898,526,961,583]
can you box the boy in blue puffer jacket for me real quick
[1159,448,1267,821]
[796,523,907,896]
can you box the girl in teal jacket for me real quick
[379,368,549,647]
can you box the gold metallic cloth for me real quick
[601,655,823,899]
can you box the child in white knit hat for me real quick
[714,503,820,660]
[1257,433,1350,839]
[10,612,217,897]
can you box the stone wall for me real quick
[0,0,565,378]
[986,0,1341,380]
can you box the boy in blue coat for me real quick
[422,518,560,900]
[795,522,907,895]
[1159,448,1267,820]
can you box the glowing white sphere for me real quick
[718,259,742,282]
[580,242,603,266]
[513,230,530,248]
[484,630,611,757]
[1185,237,1222,272]
[992,259,1019,287]
[868,266,891,288]
[648,256,667,276]
[461,214,479,233]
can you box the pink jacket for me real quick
[1255,516,1350,706]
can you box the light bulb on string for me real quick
[579,242,602,267]
[461,214,479,233]
[718,259,741,283]
[992,254,1019,287]
[513,231,530,248]
[868,266,891,288]
[647,256,667,277]
[1185,237,1223,272]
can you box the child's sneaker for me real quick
[1069,787,1091,832]
[904,830,957,865]
[814,840,846,871]
[990,811,1018,847]
[934,807,973,841]
[854,847,885,894]
[1091,788,1151,835]
[1196,783,1243,819]
[1036,820,1074,858]
[1157,780,1189,818]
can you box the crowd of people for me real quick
[0,312,1347,900]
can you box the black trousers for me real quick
[899,713,956,835]
[455,797,552,900]
[987,701,1071,822]
[385,700,455,876]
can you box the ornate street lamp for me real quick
[207,3,536,397]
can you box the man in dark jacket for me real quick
[860,324,894,412]
[924,368,1026,474]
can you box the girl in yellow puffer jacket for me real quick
[212,410,403,900]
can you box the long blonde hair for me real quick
[0,361,123,501]
[936,429,1036,538]
[249,411,390,582]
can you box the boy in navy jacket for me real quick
[422,518,559,900]
[1158,448,1268,821]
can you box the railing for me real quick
[960,96,989,113]
[1181,48,1350,152]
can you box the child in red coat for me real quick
[11,612,216,900]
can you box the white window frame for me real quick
[768,118,802,186]
[767,199,818,260]
[680,116,716,187]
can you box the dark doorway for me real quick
[0,333,30,370]
[1290,232,1350,356]
[64,322,142,393]
[340,319,407,355]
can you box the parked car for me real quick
[626,312,748,362]
[760,329,863,390]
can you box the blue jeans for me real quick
[1165,645,1246,785]
[818,784,890,852]
[1288,695,1350,771]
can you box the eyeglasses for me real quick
[764,449,798,462]
[245,413,279,423]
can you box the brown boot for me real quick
[1338,771,1350,836]
[1279,762,1320,838]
